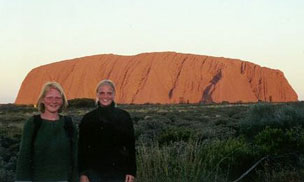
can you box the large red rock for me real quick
[15,52,298,105]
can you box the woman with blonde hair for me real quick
[16,81,78,182]
[79,79,136,182]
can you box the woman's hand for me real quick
[125,174,134,182]
[80,175,90,182]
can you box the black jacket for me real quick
[78,102,136,177]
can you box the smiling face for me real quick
[41,88,63,114]
[97,84,115,106]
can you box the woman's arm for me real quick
[78,115,90,174]
[71,121,79,182]
[15,117,35,181]
[124,112,137,177]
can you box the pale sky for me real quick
[1,0,303,103]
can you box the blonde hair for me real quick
[37,82,68,113]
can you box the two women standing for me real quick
[15,80,136,182]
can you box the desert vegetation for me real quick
[1,100,304,182]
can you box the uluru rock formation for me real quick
[15,52,298,105]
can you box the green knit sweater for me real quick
[15,116,78,182]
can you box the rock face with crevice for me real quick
[15,52,298,105]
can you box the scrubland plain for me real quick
[1,100,304,182]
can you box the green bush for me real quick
[0,104,35,114]
[137,137,262,181]
[136,140,228,182]
[135,116,171,144]
[200,137,256,181]
[254,127,304,156]
[157,127,195,145]
[256,160,304,182]
[68,98,95,108]
[0,132,20,182]
[261,169,304,182]
[240,103,304,138]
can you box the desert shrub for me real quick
[276,105,304,128]
[240,127,304,181]
[136,140,228,182]
[237,103,304,181]
[137,137,265,182]
[0,128,20,182]
[0,104,35,115]
[240,103,304,138]
[0,125,22,139]
[0,115,28,124]
[0,167,15,182]
[264,169,304,182]
[157,127,195,145]
[255,159,304,182]
[135,115,172,144]
[252,127,304,178]
[240,103,277,137]
[254,127,304,156]
[200,137,257,181]
[68,98,95,108]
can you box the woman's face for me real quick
[42,88,63,113]
[97,84,115,106]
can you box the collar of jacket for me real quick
[97,101,115,112]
